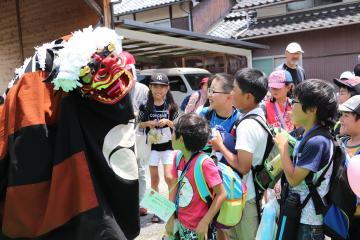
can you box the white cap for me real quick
[339,71,355,80]
[286,42,304,54]
[339,95,360,115]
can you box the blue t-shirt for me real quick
[294,135,331,171]
[199,107,241,133]
[290,127,333,225]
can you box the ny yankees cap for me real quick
[150,73,169,85]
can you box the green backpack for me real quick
[175,151,247,228]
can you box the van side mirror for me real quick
[180,85,187,93]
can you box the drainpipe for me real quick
[109,0,123,29]
[15,0,24,62]
[188,1,193,31]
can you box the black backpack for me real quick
[205,111,276,221]
[229,113,275,222]
[291,128,357,239]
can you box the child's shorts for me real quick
[148,150,173,166]
[178,222,217,240]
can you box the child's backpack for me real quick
[180,91,201,111]
[205,112,293,222]
[296,128,357,240]
[230,114,275,219]
[175,151,247,229]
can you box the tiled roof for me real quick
[233,0,295,10]
[113,0,188,16]
[207,19,247,39]
[208,2,360,39]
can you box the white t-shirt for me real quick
[131,82,149,135]
[235,107,268,201]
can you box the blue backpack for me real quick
[175,151,247,229]
[180,91,201,111]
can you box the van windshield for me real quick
[184,74,210,90]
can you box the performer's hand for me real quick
[195,217,209,240]
[158,119,169,127]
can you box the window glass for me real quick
[314,0,342,6]
[137,75,151,86]
[288,0,342,11]
[253,58,274,77]
[169,76,186,92]
[183,74,210,90]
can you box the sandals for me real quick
[151,214,161,223]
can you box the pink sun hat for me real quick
[268,70,293,89]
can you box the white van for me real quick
[138,68,210,106]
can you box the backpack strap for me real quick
[236,113,275,222]
[302,157,334,214]
[194,154,213,205]
[246,115,275,167]
[228,108,241,134]
[297,128,336,214]
[204,109,214,122]
[195,90,201,105]
[239,114,275,172]
[297,127,332,158]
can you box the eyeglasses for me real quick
[291,99,301,106]
[207,88,231,95]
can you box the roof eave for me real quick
[116,19,269,50]
[241,21,360,40]
[232,0,296,12]
[113,0,190,17]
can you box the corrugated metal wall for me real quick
[0,0,99,92]
[251,24,360,82]
[304,54,359,81]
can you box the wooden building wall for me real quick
[251,24,360,81]
[0,0,99,92]
[192,0,234,33]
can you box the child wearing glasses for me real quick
[274,79,338,239]
[199,74,241,133]
[211,68,269,240]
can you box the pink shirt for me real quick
[184,89,207,114]
[171,153,222,230]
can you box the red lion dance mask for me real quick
[79,43,135,104]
